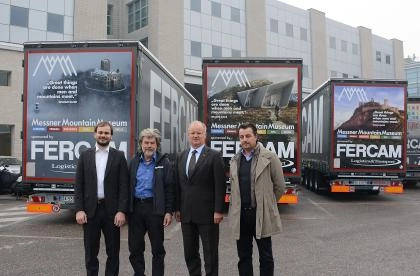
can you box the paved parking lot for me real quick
[1,185,420,275]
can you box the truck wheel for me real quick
[313,171,321,193]
[303,169,310,190]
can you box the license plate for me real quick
[60,195,74,202]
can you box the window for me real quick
[47,13,64,33]
[140,37,148,48]
[212,45,222,57]
[10,6,29,28]
[191,41,201,57]
[211,2,221,17]
[0,71,11,86]
[300,27,307,41]
[191,0,201,12]
[386,54,391,64]
[341,40,347,52]
[270,19,278,33]
[231,7,240,23]
[342,73,348,78]
[128,0,148,33]
[352,43,358,55]
[107,5,112,35]
[302,64,309,78]
[376,51,381,62]
[232,49,241,57]
[329,36,336,49]
[353,75,359,78]
[285,23,293,37]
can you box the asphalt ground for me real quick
[1,185,420,275]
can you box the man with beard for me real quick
[75,121,129,276]
[228,123,285,276]
[127,128,174,276]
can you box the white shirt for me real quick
[95,144,110,199]
[186,144,205,176]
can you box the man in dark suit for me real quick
[174,120,226,276]
[75,121,129,276]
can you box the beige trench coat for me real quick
[228,144,285,240]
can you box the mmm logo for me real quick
[32,56,77,77]
[337,87,369,102]
[211,69,251,88]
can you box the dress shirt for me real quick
[186,144,205,175]
[135,152,156,199]
[241,148,254,161]
[95,144,110,199]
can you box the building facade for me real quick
[406,58,420,98]
[107,0,404,91]
[0,0,106,158]
[0,0,407,158]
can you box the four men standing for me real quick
[75,121,285,275]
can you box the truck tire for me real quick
[303,168,311,190]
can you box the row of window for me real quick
[330,70,359,79]
[9,5,65,33]
[190,41,240,57]
[376,51,391,64]
[270,20,308,41]
[127,0,148,33]
[191,1,241,23]
[329,36,358,55]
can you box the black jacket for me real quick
[128,151,174,215]
[75,147,129,218]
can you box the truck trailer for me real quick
[405,97,420,186]
[23,40,197,213]
[301,78,407,194]
[203,58,302,204]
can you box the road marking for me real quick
[0,217,33,223]
[0,211,29,217]
[0,234,83,240]
[308,198,335,218]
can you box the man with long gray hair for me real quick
[128,128,174,276]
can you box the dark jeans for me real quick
[181,222,219,276]
[128,199,165,276]
[236,208,274,276]
[83,202,120,276]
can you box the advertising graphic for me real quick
[25,50,134,181]
[333,85,405,169]
[407,101,420,168]
[206,66,300,175]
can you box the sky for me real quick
[279,0,419,58]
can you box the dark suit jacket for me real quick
[75,147,129,218]
[174,146,226,224]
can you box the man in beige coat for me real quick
[228,123,285,276]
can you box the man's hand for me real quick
[114,211,126,227]
[214,212,223,224]
[175,211,181,222]
[163,213,172,227]
[76,211,87,224]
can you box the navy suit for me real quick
[175,146,226,276]
[75,147,129,276]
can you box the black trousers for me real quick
[128,200,165,276]
[181,222,219,276]
[83,202,120,276]
[236,208,274,276]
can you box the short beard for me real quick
[97,141,110,147]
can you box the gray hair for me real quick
[188,120,207,132]
[138,128,161,151]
